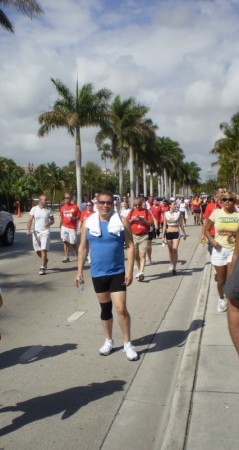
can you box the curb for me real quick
[161,260,212,450]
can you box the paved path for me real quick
[1,212,239,449]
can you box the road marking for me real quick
[67,311,86,322]
[19,345,43,363]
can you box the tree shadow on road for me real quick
[133,319,204,354]
[0,343,78,370]
[0,380,126,436]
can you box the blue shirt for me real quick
[87,222,125,278]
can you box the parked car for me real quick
[0,207,15,246]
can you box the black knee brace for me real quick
[100,301,113,320]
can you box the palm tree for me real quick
[98,142,112,171]
[96,95,148,196]
[0,0,43,32]
[38,78,112,206]
[211,112,239,191]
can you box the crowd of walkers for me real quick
[22,189,239,357]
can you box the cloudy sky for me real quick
[1,0,239,181]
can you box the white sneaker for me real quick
[62,257,70,263]
[99,339,114,356]
[39,267,45,275]
[124,342,139,361]
[135,272,144,281]
[168,265,173,272]
[217,298,227,313]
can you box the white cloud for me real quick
[1,0,239,182]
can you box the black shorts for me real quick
[165,231,179,240]
[92,272,126,293]
[148,231,154,240]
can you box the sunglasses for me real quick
[98,200,113,205]
[86,204,92,206]
[222,197,234,202]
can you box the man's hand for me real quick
[124,272,133,287]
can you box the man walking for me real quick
[127,197,154,281]
[75,191,138,361]
[27,195,54,275]
[60,193,81,262]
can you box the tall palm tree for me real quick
[211,112,239,191]
[0,0,43,32]
[96,95,148,196]
[38,78,112,205]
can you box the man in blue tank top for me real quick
[75,192,138,361]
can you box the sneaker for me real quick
[99,339,114,356]
[124,342,139,361]
[168,265,173,272]
[135,272,141,280]
[138,273,144,282]
[172,269,177,275]
[39,267,45,275]
[62,257,70,263]
[217,298,227,313]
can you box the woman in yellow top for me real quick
[205,191,239,313]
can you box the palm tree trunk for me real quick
[135,163,139,197]
[157,175,161,197]
[118,149,123,196]
[143,163,147,197]
[164,168,168,198]
[75,127,82,206]
[129,146,135,201]
[149,173,153,195]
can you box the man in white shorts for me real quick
[27,195,55,275]
[60,193,80,262]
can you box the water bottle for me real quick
[77,277,84,293]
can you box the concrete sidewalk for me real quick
[162,259,239,450]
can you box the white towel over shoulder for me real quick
[85,211,124,237]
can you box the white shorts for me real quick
[32,231,50,252]
[61,226,78,245]
[211,247,233,266]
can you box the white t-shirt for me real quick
[29,205,53,234]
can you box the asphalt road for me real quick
[0,214,207,450]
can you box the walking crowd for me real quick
[23,188,239,358]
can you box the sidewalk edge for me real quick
[160,260,212,450]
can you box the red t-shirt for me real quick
[60,204,80,229]
[151,205,161,222]
[80,210,95,222]
[203,202,222,236]
[127,208,153,235]
[159,205,169,223]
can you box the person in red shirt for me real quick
[78,201,95,264]
[127,197,154,281]
[151,198,161,238]
[60,193,81,262]
[201,187,225,254]
[159,199,169,234]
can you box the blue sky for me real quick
[1,0,239,181]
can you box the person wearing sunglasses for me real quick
[75,191,138,361]
[205,191,239,313]
[60,193,81,263]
